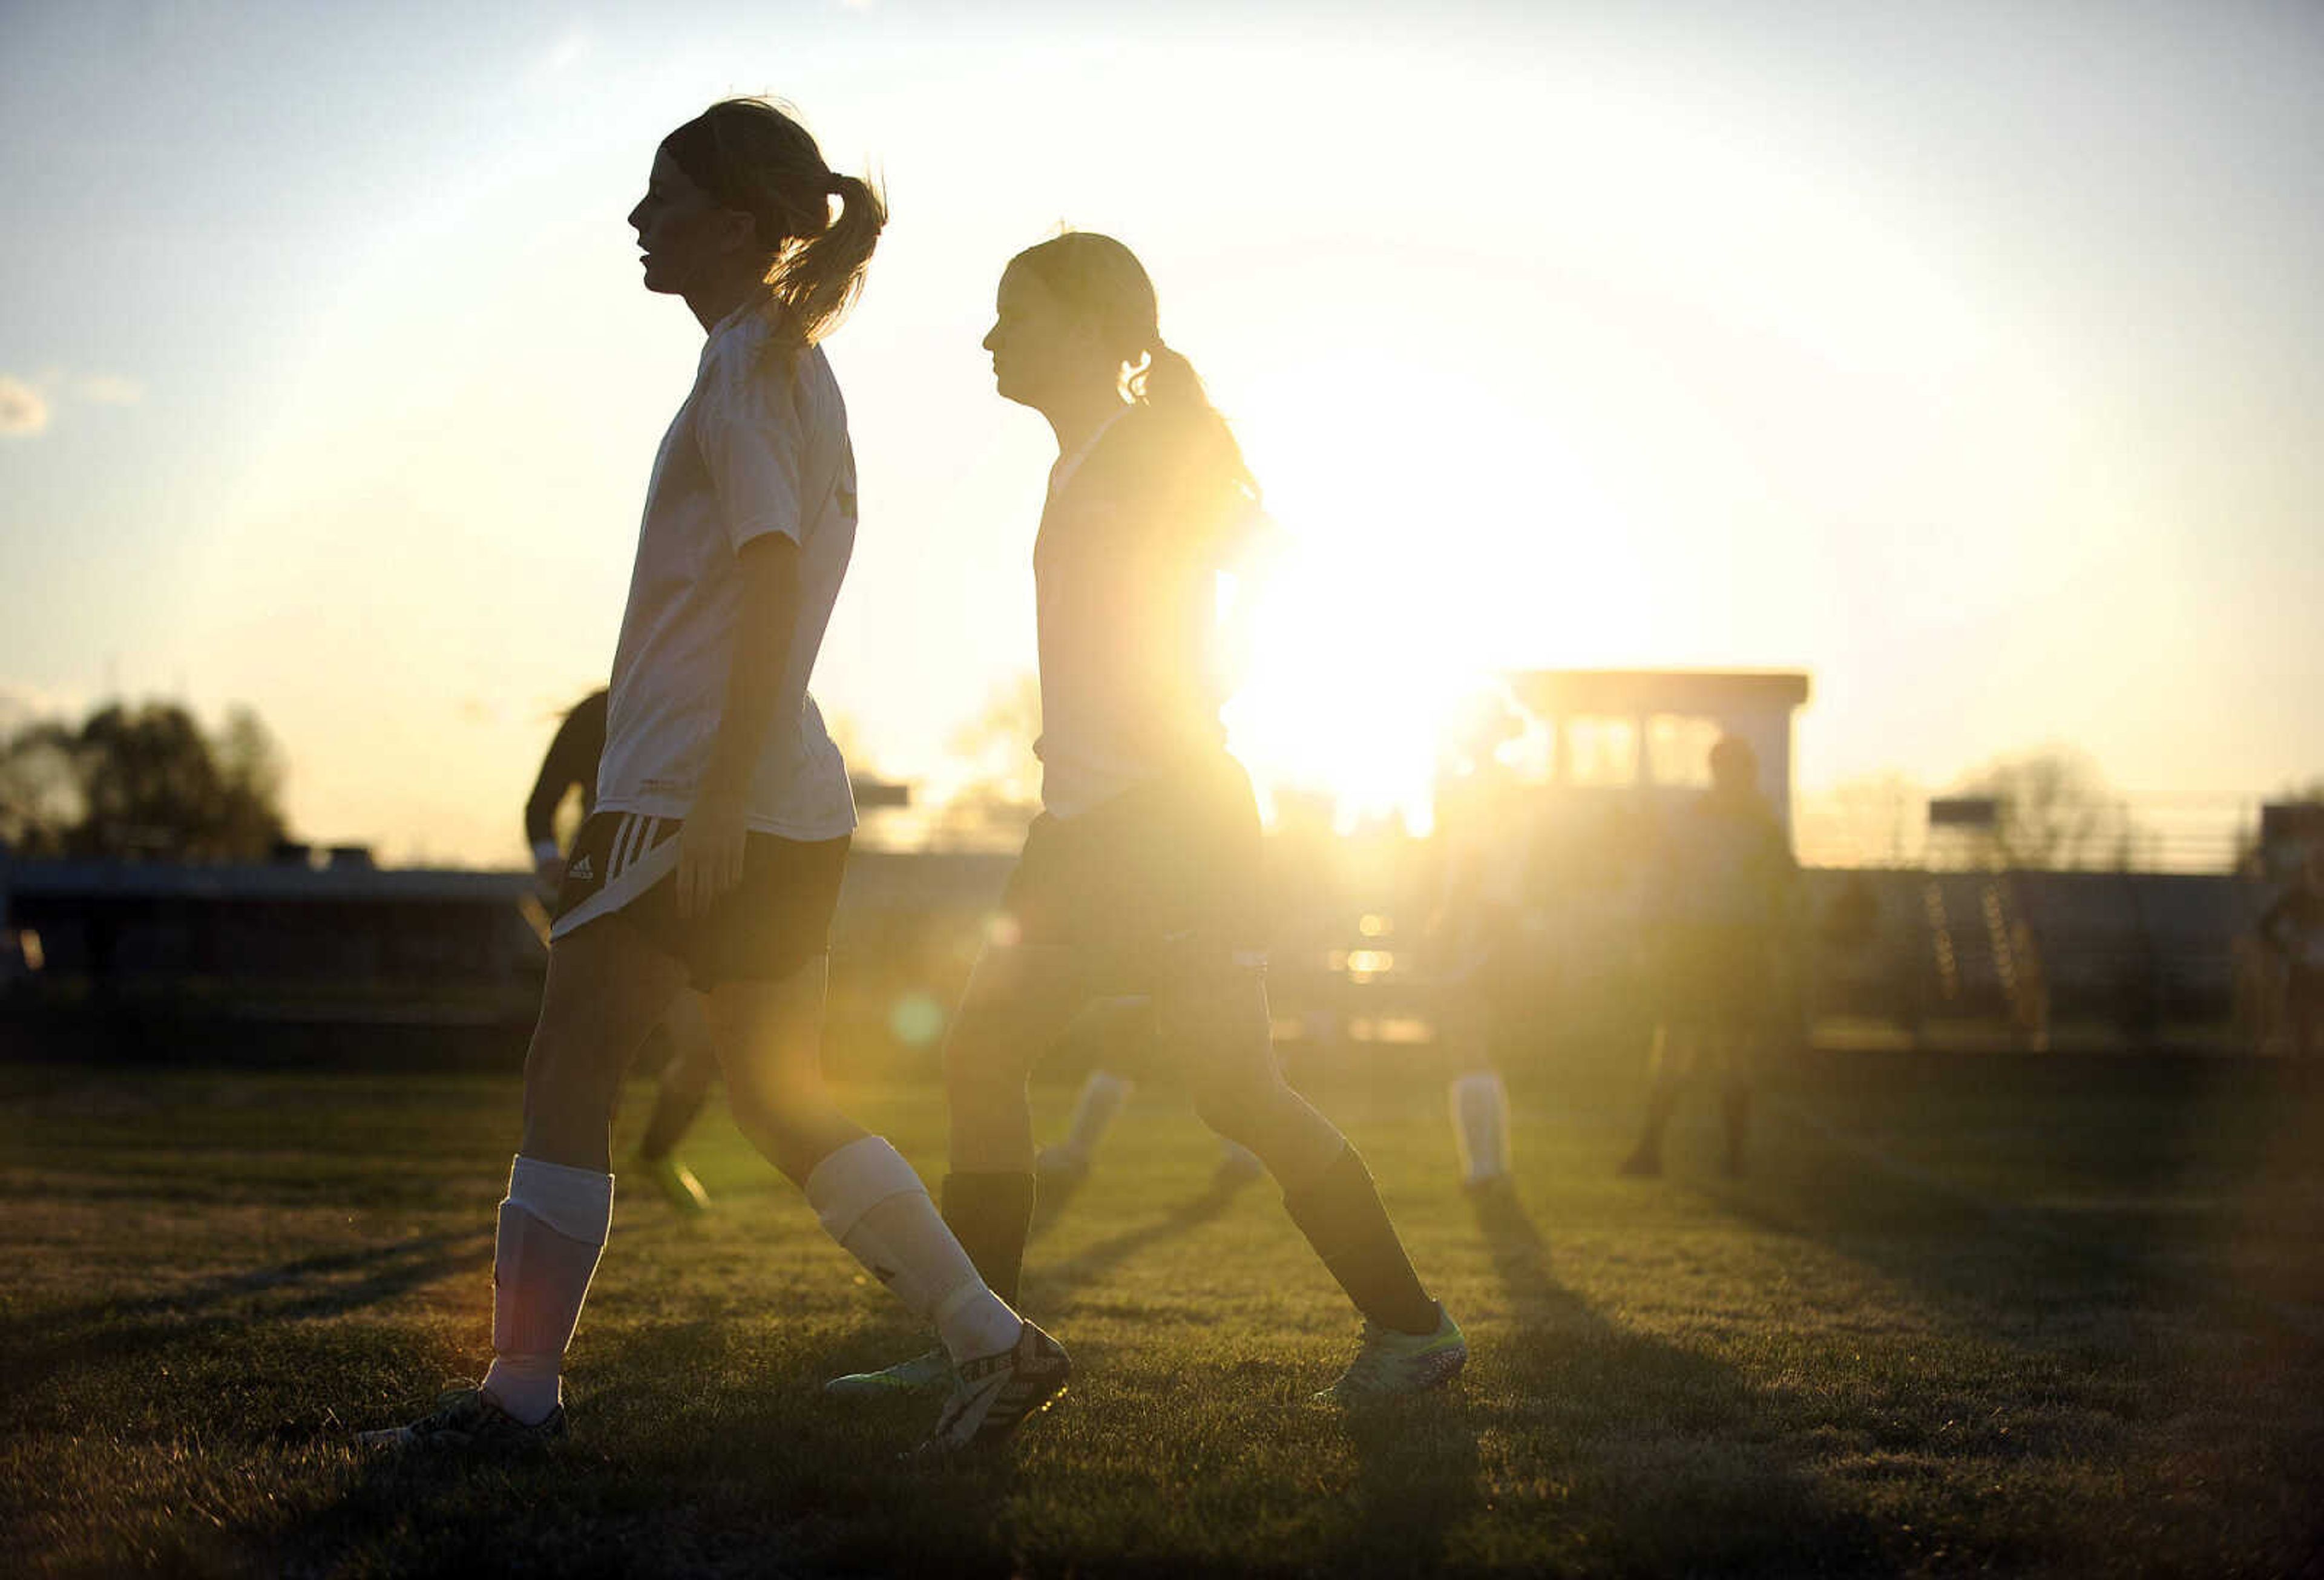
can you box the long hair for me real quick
[661,98,886,352]
[1006,231,1258,512]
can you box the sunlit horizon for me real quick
[5,2,2320,866]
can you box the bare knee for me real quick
[1190,1066,1292,1147]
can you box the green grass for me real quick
[2,1049,2322,1577]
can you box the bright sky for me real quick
[4,0,2320,864]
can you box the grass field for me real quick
[4,1046,2323,1577]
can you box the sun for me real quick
[1219,374,1643,834]
[1222,537,1486,836]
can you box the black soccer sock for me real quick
[1282,1146,1440,1336]
[940,1171,1036,1308]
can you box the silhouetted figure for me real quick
[1428,693,1533,1192]
[1620,735,1796,1178]
[363,99,1063,1458]
[830,232,1464,1406]
[526,687,720,1212]
[2258,848,2324,1060]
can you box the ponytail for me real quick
[1133,341,1258,508]
[661,99,887,353]
[766,169,886,350]
[1009,229,1261,520]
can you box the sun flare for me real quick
[1221,376,1644,833]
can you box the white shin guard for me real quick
[805,1136,1020,1363]
[483,1156,614,1424]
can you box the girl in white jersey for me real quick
[365,100,1066,1457]
[829,232,1465,1405]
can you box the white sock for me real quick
[1450,1070,1512,1185]
[1059,1069,1135,1162]
[806,1136,1023,1363]
[480,1155,614,1425]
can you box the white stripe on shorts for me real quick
[550,814,680,944]
[615,813,654,880]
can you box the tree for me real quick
[930,674,1043,845]
[1807,771,1925,867]
[0,701,288,861]
[0,721,83,856]
[1954,746,2135,871]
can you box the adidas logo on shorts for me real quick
[568,855,594,882]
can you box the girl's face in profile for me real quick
[627,146,747,299]
[982,264,1103,410]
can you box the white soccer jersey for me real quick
[596,301,858,840]
[1031,405,1259,819]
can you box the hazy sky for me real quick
[4,0,2320,864]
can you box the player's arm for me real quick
[525,702,599,885]
[678,533,800,918]
[2257,890,2293,959]
[682,360,809,919]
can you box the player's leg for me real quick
[1039,1066,1134,1182]
[1213,1133,1267,1186]
[1437,947,1514,1190]
[822,938,1089,1402]
[1449,1067,1513,1190]
[1702,1028,1751,1176]
[1158,949,1465,1400]
[1621,1021,1695,1176]
[361,917,686,1446]
[942,939,1094,1296]
[711,901,1070,1447]
[1038,1002,1147,1183]
[707,960,1015,1358]
[631,989,719,1211]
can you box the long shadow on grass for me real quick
[278,1319,1016,1579]
[1433,1184,1886,1576]
[0,1230,492,1417]
[1738,1057,2324,1336]
[1022,1175,1251,1316]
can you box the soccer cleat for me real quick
[633,1150,712,1213]
[356,1386,566,1451]
[823,1346,955,1398]
[914,1321,1071,1455]
[1314,1305,1468,1405]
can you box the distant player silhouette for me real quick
[1620,735,1796,1178]
[2257,847,2324,1061]
[526,688,719,1213]
[1427,693,1534,1192]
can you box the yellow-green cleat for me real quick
[1315,1304,1467,1404]
[824,1346,955,1398]
[632,1151,711,1214]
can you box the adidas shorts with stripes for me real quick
[549,810,849,989]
